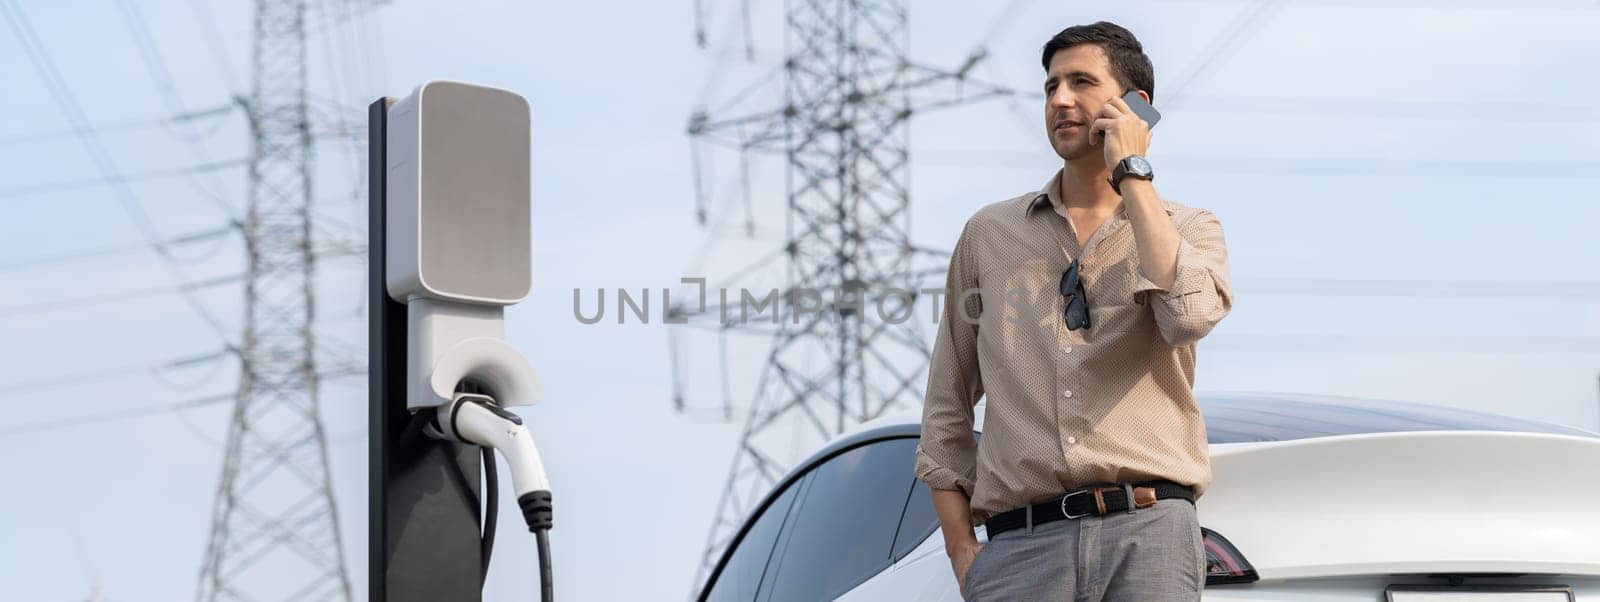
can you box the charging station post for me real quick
[368,96,486,602]
[369,82,550,601]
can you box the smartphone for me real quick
[1098,90,1161,140]
[1121,89,1161,128]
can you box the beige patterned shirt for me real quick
[914,170,1234,527]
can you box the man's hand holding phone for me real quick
[1091,90,1159,168]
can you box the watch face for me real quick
[1127,156,1152,176]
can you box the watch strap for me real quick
[1110,155,1153,195]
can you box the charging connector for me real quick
[430,392,554,601]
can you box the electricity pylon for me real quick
[675,0,1008,592]
[196,1,352,600]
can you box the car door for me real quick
[835,471,964,602]
[703,478,803,602]
[757,437,940,601]
[701,434,947,602]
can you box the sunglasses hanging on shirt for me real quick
[1060,257,1091,330]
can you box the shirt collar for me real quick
[1024,169,1175,218]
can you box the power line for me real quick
[349,0,388,96]
[309,0,368,210]
[0,0,236,343]
[1238,277,1600,300]
[0,224,238,273]
[1208,334,1600,354]
[1175,95,1600,122]
[912,149,1600,179]
[0,104,234,147]
[183,0,242,93]
[1154,155,1600,179]
[1143,0,1600,9]
[1009,90,1600,123]
[1162,0,1285,111]
[115,0,201,133]
[0,273,243,319]
[0,393,232,439]
[346,0,384,95]
[975,0,1035,50]
[0,349,232,397]
[113,0,243,217]
[0,158,248,199]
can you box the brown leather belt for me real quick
[984,480,1194,538]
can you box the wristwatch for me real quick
[1109,155,1155,195]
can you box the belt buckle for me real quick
[1060,489,1093,519]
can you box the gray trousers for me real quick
[961,498,1205,601]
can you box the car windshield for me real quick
[1199,393,1600,443]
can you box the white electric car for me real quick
[697,393,1600,601]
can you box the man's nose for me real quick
[1048,89,1074,111]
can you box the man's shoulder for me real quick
[964,191,1042,228]
[958,191,1220,230]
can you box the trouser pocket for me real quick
[962,541,996,600]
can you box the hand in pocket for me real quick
[953,541,986,595]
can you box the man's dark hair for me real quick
[1041,21,1156,102]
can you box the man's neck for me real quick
[1058,156,1121,214]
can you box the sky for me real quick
[2,0,1599,600]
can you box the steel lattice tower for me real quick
[196,1,352,600]
[680,0,1006,591]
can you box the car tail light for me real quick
[1203,527,1259,585]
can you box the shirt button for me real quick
[1062,390,1073,398]
[1066,436,1078,445]
[1062,346,1073,354]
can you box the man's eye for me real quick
[1075,79,1092,86]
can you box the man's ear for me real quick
[1137,89,1152,105]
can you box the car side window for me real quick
[705,480,803,602]
[761,438,920,602]
[891,476,938,563]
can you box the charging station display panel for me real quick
[388,81,531,305]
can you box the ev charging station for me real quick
[369,81,552,602]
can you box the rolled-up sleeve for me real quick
[914,219,985,497]
[1133,209,1234,348]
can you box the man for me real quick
[914,21,1234,601]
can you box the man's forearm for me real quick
[931,487,978,554]
[1121,178,1180,291]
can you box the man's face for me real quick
[1044,44,1123,163]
